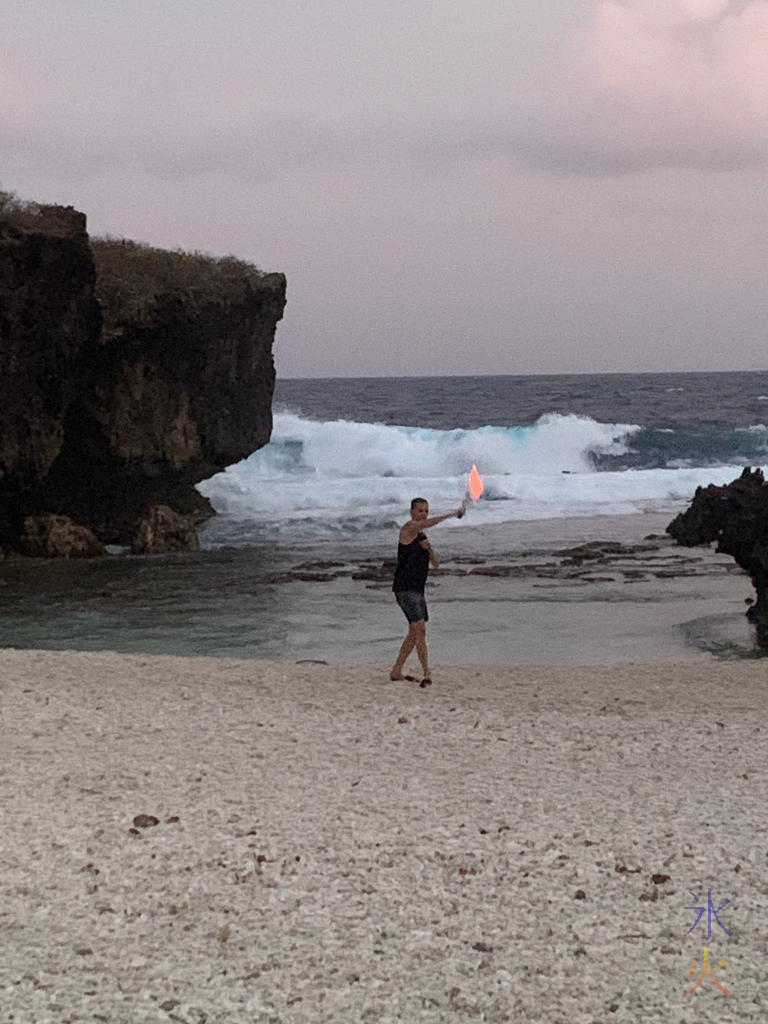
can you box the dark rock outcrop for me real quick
[131,504,200,555]
[21,514,106,558]
[0,203,101,546]
[0,197,286,552]
[667,467,768,632]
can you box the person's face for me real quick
[412,502,429,521]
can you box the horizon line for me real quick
[276,368,768,382]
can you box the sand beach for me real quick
[2,647,766,1023]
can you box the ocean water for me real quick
[199,372,768,546]
[1,372,765,664]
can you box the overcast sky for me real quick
[3,0,767,377]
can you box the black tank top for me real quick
[392,533,430,593]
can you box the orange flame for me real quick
[468,464,484,502]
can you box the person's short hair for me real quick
[410,497,428,510]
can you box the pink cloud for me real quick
[577,0,768,138]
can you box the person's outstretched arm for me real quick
[400,507,464,544]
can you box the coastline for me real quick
[2,648,764,1022]
[0,511,760,665]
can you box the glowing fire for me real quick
[468,464,484,502]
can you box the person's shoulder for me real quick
[399,521,419,542]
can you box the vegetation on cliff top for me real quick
[92,238,266,340]
[0,189,84,236]
[1,189,269,340]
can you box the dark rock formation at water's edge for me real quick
[262,536,743,587]
[0,199,286,553]
[667,467,768,642]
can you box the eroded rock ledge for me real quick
[667,467,768,635]
[262,536,742,587]
[0,196,286,553]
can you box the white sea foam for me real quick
[197,412,763,539]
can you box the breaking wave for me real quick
[197,411,768,542]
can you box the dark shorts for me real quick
[394,590,428,624]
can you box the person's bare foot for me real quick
[419,677,432,688]
[389,672,417,681]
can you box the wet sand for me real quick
[1,648,764,1023]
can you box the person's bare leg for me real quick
[412,621,430,682]
[390,627,417,680]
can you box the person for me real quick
[389,496,465,686]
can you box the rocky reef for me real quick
[0,195,286,553]
[667,467,768,639]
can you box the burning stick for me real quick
[460,463,485,514]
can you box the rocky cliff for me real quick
[0,197,286,550]
[667,467,768,642]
